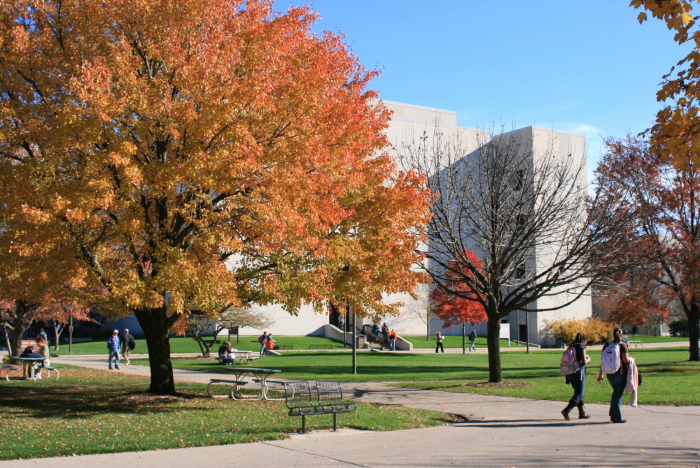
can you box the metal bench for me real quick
[215,356,259,365]
[306,344,334,350]
[628,340,643,349]
[284,380,356,433]
[206,379,248,398]
[277,345,293,350]
[1,364,59,380]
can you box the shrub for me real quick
[669,319,689,337]
[543,317,617,344]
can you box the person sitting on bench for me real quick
[218,341,239,364]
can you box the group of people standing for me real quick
[561,328,637,423]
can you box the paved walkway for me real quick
[2,352,699,468]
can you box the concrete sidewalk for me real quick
[2,354,699,467]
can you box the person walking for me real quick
[381,323,389,343]
[469,329,477,352]
[435,332,445,353]
[389,329,398,351]
[38,328,48,342]
[561,332,591,420]
[338,315,345,331]
[108,329,121,370]
[258,331,268,356]
[121,328,136,366]
[598,328,631,423]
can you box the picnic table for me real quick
[10,356,57,380]
[215,350,258,366]
[207,367,282,401]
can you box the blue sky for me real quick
[276,0,690,169]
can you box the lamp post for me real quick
[525,303,530,354]
[349,303,357,375]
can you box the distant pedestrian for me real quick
[598,328,631,423]
[469,329,477,352]
[258,331,268,356]
[108,329,121,370]
[389,329,398,351]
[381,323,389,342]
[265,333,276,352]
[38,328,48,342]
[561,333,591,420]
[121,328,136,366]
[435,332,444,353]
[338,315,345,331]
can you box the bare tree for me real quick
[403,284,435,340]
[398,125,632,382]
[186,306,273,356]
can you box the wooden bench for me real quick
[284,380,356,433]
[206,379,248,398]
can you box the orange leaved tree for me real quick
[0,0,430,394]
[430,250,488,354]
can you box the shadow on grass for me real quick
[0,384,215,420]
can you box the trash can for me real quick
[556,337,564,348]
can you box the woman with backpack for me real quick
[561,332,591,420]
[598,328,631,423]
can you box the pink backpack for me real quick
[560,346,580,375]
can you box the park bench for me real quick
[1,363,59,380]
[628,340,643,349]
[206,379,248,398]
[306,344,333,350]
[277,345,293,350]
[283,380,356,433]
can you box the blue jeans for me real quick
[260,343,266,356]
[607,366,628,422]
[569,367,586,405]
[469,339,476,351]
[108,350,120,369]
[390,339,396,351]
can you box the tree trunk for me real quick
[462,323,467,355]
[689,299,700,362]
[486,316,503,382]
[134,307,178,395]
[52,321,64,351]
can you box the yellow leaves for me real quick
[638,12,648,24]
[682,11,695,26]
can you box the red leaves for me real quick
[429,250,487,328]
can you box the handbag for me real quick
[638,372,643,387]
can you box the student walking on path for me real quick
[561,333,591,420]
[121,329,136,366]
[435,332,445,353]
[108,330,121,370]
[598,328,631,423]
[469,329,477,352]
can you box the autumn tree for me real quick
[632,0,700,168]
[0,0,430,394]
[36,303,93,351]
[430,250,487,354]
[398,125,633,382]
[596,135,700,360]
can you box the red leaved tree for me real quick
[430,250,488,354]
[596,134,700,360]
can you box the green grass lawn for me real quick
[48,335,347,355]
[626,334,690,343]
[149,347,699,405]
[0,365,451,461]
[403,335,523,348]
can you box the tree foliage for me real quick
[632,0,700,168]
[0,0,430,393]
[595,134,700,360]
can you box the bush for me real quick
[669,319,689,337]
[543,317,617,344]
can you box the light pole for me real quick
[525,303,530,354]
[350,303,357,374]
